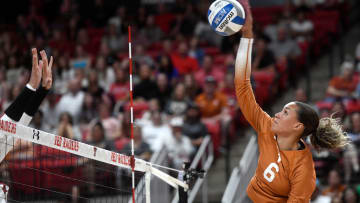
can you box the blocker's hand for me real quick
[28,48,42,89]
[40,50,54,90]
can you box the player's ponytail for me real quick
[294,102,349,150]
[310,116,349,150]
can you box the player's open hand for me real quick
[40,50,54,90]
[28,48,42,89]
[238,0,253,38]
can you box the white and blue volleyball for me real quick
[208,0,246,36]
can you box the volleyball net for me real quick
[0,119,202,203]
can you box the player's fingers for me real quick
[39,60,44,72]
[32,48,38,70]
[40,50,49,70]
[48,56,54,75]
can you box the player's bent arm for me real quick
[234,38,271,132]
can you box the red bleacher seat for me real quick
[204,47,220,57]
[316,101,333,110]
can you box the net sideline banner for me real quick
[0,119,147,172]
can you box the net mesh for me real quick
[0,138,146,203]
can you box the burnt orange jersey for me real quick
[234,38,316,203]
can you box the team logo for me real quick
[32,129,40,140]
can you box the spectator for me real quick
[290,10,314,42]
[109,66,129,104]
[195,55,225,88]
[347,112,360,144]
[188,37,205,65]
[141,110,172,152]
[56,79,85,124]
[195,76,229,124]
[85,70,105,105]
[94,56,115,91]
[102,23,126,53]
[182,103,207,149]
[252,35,276,72]
[269,26,302,60]
[6,55,23,86]
[330,100,347,124]
[29,110,51,132]
[139,98,165,126]
[98,103,119,141]
[0,68,9,111]
[165,83,189,117]
[155,73,172,110]
[326,61,357,100]
[355,42,360,71]
[122,125,152,161]
[292,0,316,9]
[56,112,82,141]
[170,41,199,75]
[79,93,98,125]
[3,84,22,110]
[264,13,283,42]
[169,4,197,38]
[343,112,360,184]
[70,45,91,69]
[41,92,58,131]
[194,15,222,47]
[133,44,155,68]
[134,64,158,101]
[341,187,359,203]
[164,117,194,169]
[108,6,126,34]
[140,15,163,45]
[157,54,178,83]
[322,169,346,201]
[184,74,201,100]
[53,55,72,94]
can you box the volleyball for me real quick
[208,0,246,36]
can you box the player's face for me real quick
[271,102,303,136]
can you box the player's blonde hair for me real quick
[310,116,349,150]
[294,102,349,150]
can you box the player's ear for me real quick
[293,122,304,132]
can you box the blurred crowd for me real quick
[0,0,358,201]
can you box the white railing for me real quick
[221,136,258,203]
[128,147,171,203]
[171,135,214,203]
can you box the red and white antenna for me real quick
[128,25,136,203]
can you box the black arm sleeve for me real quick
[4,86,35,121]
[25,86,49,117]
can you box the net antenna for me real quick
[128,25,136,203]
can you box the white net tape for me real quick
[0,119,188,202]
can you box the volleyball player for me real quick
[234,0,348,202]
[0,48,53,162]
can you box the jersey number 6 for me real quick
[263,162,279,182]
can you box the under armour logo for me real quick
[32,129,40,140]
[93,147,97,157]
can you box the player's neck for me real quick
[276,134,300,151]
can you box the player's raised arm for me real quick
[234,0,271,133]
[3,48,43,122]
